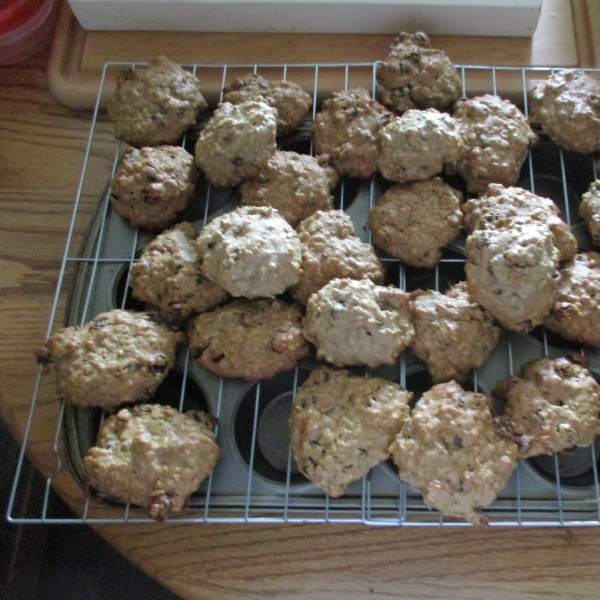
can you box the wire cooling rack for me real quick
[8,62,600,526]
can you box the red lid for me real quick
[0,0,46,34]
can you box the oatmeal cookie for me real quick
[376,31,462,114]
[463,184,577,262]
[107,56,208,147]
[195,206,302,298]
[38,310,181,411]
[529,69,600,154]
[464,222,560,332]
[369,178,463,269]
[494,356,600,458]
[85,404,219,521]
[545,252,600,348]
[239,151,338,228]
[410,282,501,384]
[291,210,384,306]
[452,94,537,193]
[110,145,198,231]
[389,381,518,525]
[580,179,600,246]
[194,101,278,188]
[303,278,414,368]
[188,298,309,380]
[378,109,465,183]
[129,223,229,322]
[312,87,393,178]
[290,366,412,497]
[223,73,312,135]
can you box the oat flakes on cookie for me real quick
[291,210,383,306]
[107,56,208,147]
[110,145,198,231]
[303,278,414,368]
[529,69,600,154]
[378,108,465,183]
[463,184,577,262]
[194,100,278,188]
[85,404,219,521]
[464,221,560,332]
[452,94,537,193]
[290,366,412,497]
[494,356,600,458]
[239,151,339,228]
[188,298,309,380]
[411,282,501,384]
[389,380,518,525]
[376,31,462,114]
[312,87,393,178]
[129,223,228,323]
[369,178,463,269]
[38,309,181,411]
[545,252,600,348]
[580,180,600,246]
[223,73,312,136]
[195,206,302,298]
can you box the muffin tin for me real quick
[10,62,600,525]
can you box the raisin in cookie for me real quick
[452,95,537,193]
[494,356,600,458]
[303,278,414,368]
[529,69,600,154]
[369,178,463,269]
[464,222,560,332]
[85,404,219,521]
[290,366,412,497]
[38,310,180,411]
[291,210,384,306]
[223,73,312,136]
[107,56,208,147]
[129,223,228,322]
[411,282,501,384]
[545,252,600,348]
[376,31,461,115]
[194,101,278,188]
[378,109,465,183]
[580,180,600,246]
[463,184,577,262]
[312,87,393,179]
[188,298,309,380]
[389,381,518,526]
[239,151,338,228]
[110,145,198,231]
[196,206,302,298]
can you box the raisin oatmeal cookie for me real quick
[410,282,501,384]
[196,206,302,298]
[223,73,312,136]
[107,56,208,147]
[580,180,600,246]
[376,31,462,115]
[129,223,228,322]
[188,298,309,380]
[110,145,198,231]
[494,356,600,458]
[290,366,412,497]
[303,278,414,368]
[312,87,393,178]
[291,210,383,306]
[85,404,219,521]
[38,310,181,411]
[389,381,518,525]
[369,178,463,269]
[239,151,338,228]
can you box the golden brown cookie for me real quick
[580,179,600,246]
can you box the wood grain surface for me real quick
[2,8,600,599]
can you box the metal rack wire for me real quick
[8,62,600,526]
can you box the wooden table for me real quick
[2,1,600,598]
